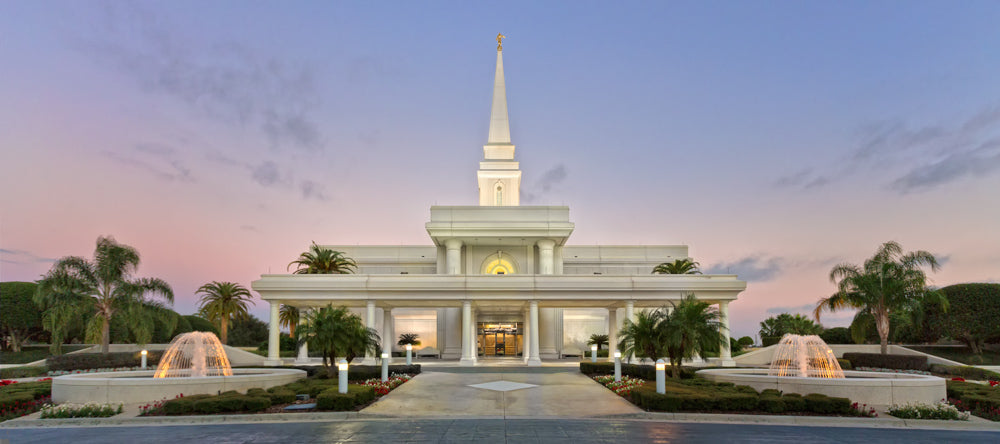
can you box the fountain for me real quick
[154,331,233,378]
[697,334,945,406]
[51,331,305,404]
[767,334,844,378]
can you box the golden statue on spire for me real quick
[497,33,506,51]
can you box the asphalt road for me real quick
[2,418,999,444]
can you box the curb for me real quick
[3,411,999,431]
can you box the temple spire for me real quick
[478,34,520,206]
[487,35,511,145]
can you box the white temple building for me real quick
[253,37,746,367]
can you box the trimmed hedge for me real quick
[580,362,695,379]
[948,380,1000,414]
[46,351,163,371]
[0,380,47,412]
[162,392,271,415]
[841,353,927,371]
[836,359,852,370]
[0,366,49,379]
[312,364,421,380]
[263,387,297,404]
[930,364,1000,382]
[627,378,850,415]
[316,385,376,410]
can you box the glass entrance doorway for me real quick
[476,322,522,357]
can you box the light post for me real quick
[338,359,349,394]
[381,352,389,382]
[614,351,622,382]
[405,344,412,366]
[591,345,598,363]
[140,349,148,369]
[655,359,666,394]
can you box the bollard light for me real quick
[405,344,413,366]
[655,359,666,394]
[381,352,390,382]
[338,359,349,394]
[613,351,622,382]
[140,349,148,369]
[591,345,598,363]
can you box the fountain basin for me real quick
[52,368,306,404]
[697,368,945,407]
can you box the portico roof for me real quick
[251,273,746,309]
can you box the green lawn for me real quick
[0,345,90,365]
[907,346,1000,365]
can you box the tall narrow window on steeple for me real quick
[495,183,503,206]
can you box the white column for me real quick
[527,301,542,366]
[554,308,564,358]
[460,301,474,366]
[445,239,463,275]
[625,301,635,362]
[720,301,734,367]
[362,300,377,365]
[383,308,394,364]
[607,307,617,363]
[471,307,479,362]
[522,307,530,363]
[537,239,555,275]
[266,301,280,366]
[295,307,309,363]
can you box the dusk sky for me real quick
[2,1,999,339]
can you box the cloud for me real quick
[522,164,568,203]
[0,248,56,265]
[103,142,193,182]
[890,139,1000,193]
[781,104,1000,192]
[766,303,818,315]
[83,3,324,151]
[706,256,783,282]
[251,161,282,187]
[299,180,330,202]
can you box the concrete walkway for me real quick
[361,367,641,418]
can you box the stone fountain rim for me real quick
[697,367,944,381]
[52,367,304,381]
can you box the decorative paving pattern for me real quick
[467,380,538,392]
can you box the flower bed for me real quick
[361,374,413,396]
[40,402,123,419]
[947,380,1000,421]
[592,375,645,396]
[0,379,53,422]
[888,401,969,420]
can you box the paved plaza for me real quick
[362,366,641,417]
[3,418,1000,443]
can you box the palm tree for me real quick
[664,295,725,378]
[288,242,357,274]
[297,305,380,377]
[36,236,174,354]
[196,281,255,345]
[397,333,421,348]
[279,304,300,337]
[652,259,702,275]
[587,333,609,351]
[814,241,943,355]
[618,309,667,363]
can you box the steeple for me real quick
[487,45,511,144]
[478,33,521,206]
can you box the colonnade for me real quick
[265,299,733,367]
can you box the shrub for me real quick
[184,315,219,335]
[820,327,854,345]
[0,366,50,379]
[0,380,53,399]
[46,351,163,371]
[782,393,806,411]
[194,398,223,414]
[266,388,297,404]
[40,402,123,419]
[757,395,786,413]
[760,388,782,397]
[804,393,851,414]
[888,401,969,420]
[315,385,375,410]
[842,353,927,371]
[930,364,1000,382]
[216,395,246,412]
[837,358,853,370]
[337,365,421,380]
[244,396,271,412]
[579,362,694,379]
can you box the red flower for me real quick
[951,377,966,382]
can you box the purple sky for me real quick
[2,1,999,339]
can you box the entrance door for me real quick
[477,322,523,357]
